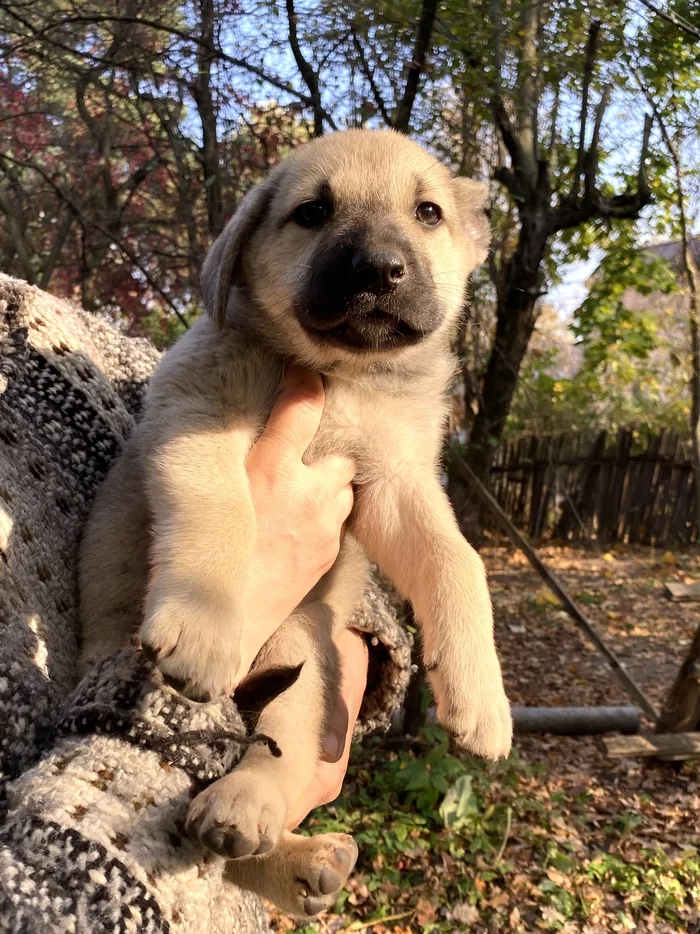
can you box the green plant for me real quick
[584,850,700,921]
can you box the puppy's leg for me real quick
[354,474,512,759]
[79,438,149,666]
[224,830,358,918]
[187,539,367,856]
[139,413,257,699]
[186,604,338,857]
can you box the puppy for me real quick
[79,129,512,917]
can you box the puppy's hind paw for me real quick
[277,833,359,918]
[187,768,286,859]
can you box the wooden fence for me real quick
[487,429,697,545]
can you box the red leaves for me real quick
[0,29,308,331]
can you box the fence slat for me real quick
[485,428,697,546]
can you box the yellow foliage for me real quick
[533,587,563,608]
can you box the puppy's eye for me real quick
[291,199,330,228]
[416,202,442,226]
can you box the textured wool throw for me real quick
[0,273,412,934]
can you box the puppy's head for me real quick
[201,130,489,368]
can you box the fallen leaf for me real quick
[451,902,480,924]
[533,587,563,608]
[415,897,437,924]
[545,866,570,887]
[541,906,566,925]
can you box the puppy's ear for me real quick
[453,177,491,267]
[200,175,278,329]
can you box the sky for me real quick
[549,259,599,317]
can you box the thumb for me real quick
[255,365,324,461]
[320,697,350,763]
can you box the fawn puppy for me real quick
[80,129,512,916]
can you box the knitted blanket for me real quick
[0,274,411,934]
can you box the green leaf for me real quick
[439,775,478,830]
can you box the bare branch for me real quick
[583,82,612,202]
[571,20,601,203]
[493,98,524,178]
[285,0,329,136]
[548,87,560,178]
[3,9,328,116]
[515,0,539,184]
[350,29,392,126]
[0,153,189,328]
[488,0,530,196]
[489,0,505,96]
[636,0,700,41]
[550,112,652,232]
[393,0,438,134]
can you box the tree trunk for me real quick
[672,159,700,535]
[685,254,700,535]
[400,603,426,736]
[193,0,223,238]
[657,623,700,733]
[465,214,547,482]
[0,187,34,284]
[633,77,700,536]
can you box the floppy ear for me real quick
[200,175,278,329]
[452,177,491,267]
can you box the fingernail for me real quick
[322,731,342,762]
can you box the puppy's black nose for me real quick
[350,249,406,295]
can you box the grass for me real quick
[281,727,700,933]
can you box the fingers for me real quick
[311,454,356,492]
[286,630,369,829]
[335,484,354,527]
[255,365,324,461]
[321,696,350,763]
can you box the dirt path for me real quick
[488,544,699,717]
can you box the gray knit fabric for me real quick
[0,273,411,933]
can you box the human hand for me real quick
[285,628,369,829]
[237,366,356,682]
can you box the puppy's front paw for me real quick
[427,649,512,760]
[187,768,287,859]
[268,832,358,918]
[140,585,241,699]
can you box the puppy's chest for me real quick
[304,380,444,480]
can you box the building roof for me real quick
[645,237,700,268]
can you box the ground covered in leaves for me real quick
[269,544,700,934]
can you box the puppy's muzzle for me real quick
[297,236,440,351]
[350,248,407,297]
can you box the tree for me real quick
[289,0,662,482]
[0,0,312,331]
[0,0,692,442]
[462,10,654,481]
[627,17,700,528]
